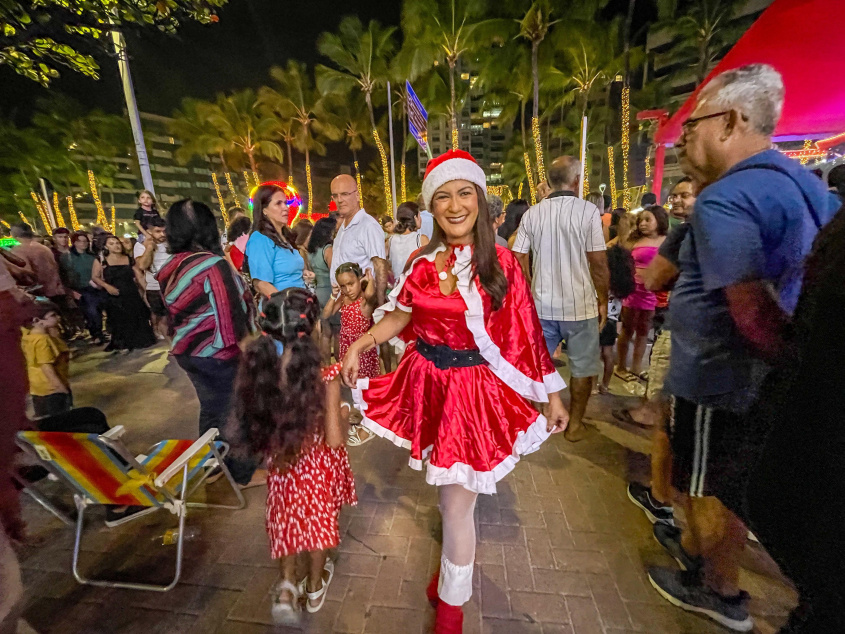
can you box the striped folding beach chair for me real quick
[16,426,246,592]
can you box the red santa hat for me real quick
[421,149,487,210]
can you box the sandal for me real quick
[347,426,375,447]
[612,409,640,426]
[299,560,335,613]
[636,371,649,381]
[614,369,637,382]
[270,580,301,625]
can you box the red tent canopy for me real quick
[655,0,845,145]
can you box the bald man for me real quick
[329,174,387,304]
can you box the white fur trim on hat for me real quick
[422,157,487,209]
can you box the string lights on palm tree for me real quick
[532,116,546,184]
[30,191,52,234]
[67,196,81,230]
[373,129,393,216]
[621,85,631,209]
[607,146,618,207]
[52,192,67,228]
[523,152,537,205]
[87,170,107,227]
[354,161,364,209]
[224,172,242,209]
[211,173,229,225]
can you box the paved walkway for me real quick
[15,343,796,633]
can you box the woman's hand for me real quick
[107,286,120,296]
[545,392,569,434]
[341,345,360,388]
[303,270,316,283]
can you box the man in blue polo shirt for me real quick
[647,64,840,631]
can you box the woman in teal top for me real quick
[245,184,314,298]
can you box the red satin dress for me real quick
[352,245,565,495]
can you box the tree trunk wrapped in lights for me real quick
[354,160,364,209]
[67,196,81,231]
[306,163,313,217]
[373,129,393,216]
[532,116,546,184]
[523,152,537,205]
[621,85,631,210]
[30,192,52,234]
[400,163,407,202]
[88,170,107,227]
[52,192,67,228]
[224,173,242,209]
[211,173,229,226]
[607,146,618,208]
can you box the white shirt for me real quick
[388,231,423,276]
[330,208,386,284]
[134,241,170,291]
[512,191,606,322]
[419,210,434,240]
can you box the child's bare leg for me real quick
[306,550,330,607]
[600,346,614,388]
[277,555,298,603]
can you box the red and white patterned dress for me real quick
[352,245,566,495]
[339,297,380,378]
[265,363,358,558]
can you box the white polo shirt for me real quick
[512,191,606,322]
[330,208,386,284]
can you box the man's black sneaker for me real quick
[627,482,675,525]
[653,522,703,573]
[648,566,753,632]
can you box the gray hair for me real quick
[706,64,784,136]
[547,157,582,190]
[486,194,504,220]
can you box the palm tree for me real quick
[316,17,396,131]
[202,89,285,173]
[260,61,342,215]
[169,98,231,171]
[400,0,494,148]
[515,1,559,122]
[475,40,533,149]
[656,0,749,86]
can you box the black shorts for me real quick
[145,290,168,317]
[599,318,618,347]
[669,396,757,515]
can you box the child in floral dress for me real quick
[230,288,356,624]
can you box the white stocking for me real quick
[437,483,478,606]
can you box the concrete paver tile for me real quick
[334,575,373,633]
[364,606,426,634]
[479,523,522,545]
[532,569,591,597]
[552,549,609,575]
[475,542,504,566]
[335,553,381,577]
[503,545,534,591]
[478,564,510,619]
[592,589,634,630]
[564,596,604,634]
[510,590,570,624]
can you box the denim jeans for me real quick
[78,287,106,339]
[32,392,73,419]
[175,354,258,485]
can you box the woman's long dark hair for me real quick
[230,288,324,471]
[166,199,224,256]
[498,199,529,241]
[606,244,636,299]
[393,202,419,234]
[308,217,337,254]
[251,185,296,250]
[410,185,508,310]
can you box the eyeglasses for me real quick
[330,191,357,201]
[680,111,730,135]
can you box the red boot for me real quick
[433,599,463,634]
[426,569,440,607]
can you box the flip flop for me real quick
[614,369,636,382]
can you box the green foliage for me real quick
[1,0,228,85]
[0,94,132,222]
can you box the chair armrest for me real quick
[101,425,126,440]
[154,428,220,488]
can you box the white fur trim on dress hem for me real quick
[352,378,552,496]
[453,246,566,402]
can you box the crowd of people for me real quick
[2,62,845,634]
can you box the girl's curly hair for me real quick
[230,287,324,471]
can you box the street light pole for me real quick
[110,29,155,195]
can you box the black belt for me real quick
[416,339,486,370]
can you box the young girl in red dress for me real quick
[322,262,380,378]
[230,288,356,624]
[342,150,570,633]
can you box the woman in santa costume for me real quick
[341,150,569,633]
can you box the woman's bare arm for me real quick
[322,377,347,449]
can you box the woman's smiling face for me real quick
[430,180,479,244]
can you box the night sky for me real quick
[2,0,652,120]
